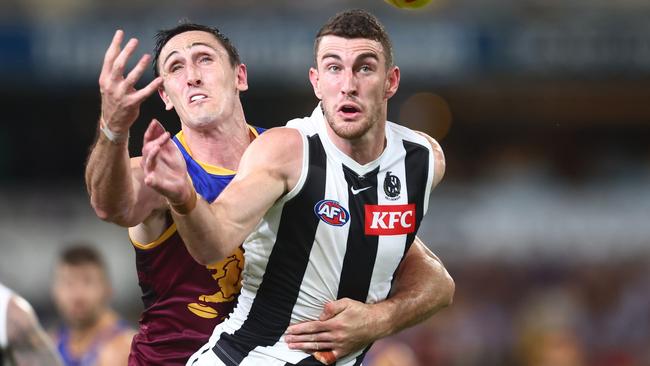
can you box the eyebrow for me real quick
[163,42,219,67]
[320,52,380,63]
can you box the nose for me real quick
[340,70,357,96]
[186,64,202,86]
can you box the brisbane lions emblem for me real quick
[314,199,350,226]
[383,171,401,199]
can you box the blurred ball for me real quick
[385,0,432,9]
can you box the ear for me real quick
[384,65,400,100]
[309,67,323,100]
[158,86,174,111]
[236,63,249,92]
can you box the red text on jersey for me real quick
[364,204,416,235]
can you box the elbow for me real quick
[192,252,215,266]
[89,196,134,227]
[188,247,225,266]
[441,270,455,308]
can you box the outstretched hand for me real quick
[99,30,163,134]
[142,119,192,206]
[285,298,381,365]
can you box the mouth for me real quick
[337,103,362,119]
[189,94,208,104]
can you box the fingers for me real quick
[101,30,124,80]
[286,320,325,336]
[144,119,166,144]
[132,76,164,102]
[112,37,139,80]
[320,299,348,321]
[143,131,170,172]
[124,54,152,88]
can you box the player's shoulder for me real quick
[245,127,304,162]
[285,115,318,136]
[387,121,439,151]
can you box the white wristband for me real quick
[100,121,129,144]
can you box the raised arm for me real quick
[142,125,303,264]
[85,30,164,227]
[6,295,63,366]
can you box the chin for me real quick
[330,118,370,140]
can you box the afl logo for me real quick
[314,199,350,226]
[383,171,401,199]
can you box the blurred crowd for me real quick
[366,260,650,366]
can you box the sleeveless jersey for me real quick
[57,320,130,366]
[0,283,11,366]
[129,126,264,365]
[192,106,435,366]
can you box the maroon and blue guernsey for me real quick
[128,127,263,365]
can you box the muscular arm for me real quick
[85,30,163,227]
[143,126,303,264]
[371,237,454,335]
[6,296,62,366]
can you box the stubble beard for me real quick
[322,102,382,141]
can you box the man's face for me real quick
[52,263,110,329]
[158,30,248,130]
[310,35,399,140]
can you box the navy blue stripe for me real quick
[213,134,328,363]
[337,166,380,301]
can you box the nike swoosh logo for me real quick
[350,186,372,195]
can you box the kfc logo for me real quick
[364,204,416,235]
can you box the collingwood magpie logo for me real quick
[383,171,401,200]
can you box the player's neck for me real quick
[181,114,252,171]
[327,120,387,165]
[68,310,117,350]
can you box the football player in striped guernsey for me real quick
[143,9,454,366]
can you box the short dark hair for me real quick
[152,22,241,77]
[314,9,393,68]
[59,244,107,271]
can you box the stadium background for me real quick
[1,0,649,364]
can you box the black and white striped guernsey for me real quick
[188,105,436,366]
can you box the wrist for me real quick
[169,184,198,215]
[99,117,129,144]
[368,301,398,339]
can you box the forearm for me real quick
[369,238,454,338]
[171,194,240,265]
[85,122,138,225]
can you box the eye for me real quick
[359,65,372,73]
[198,55,213,64]
[327,64,341,72]
[169,63,183,73]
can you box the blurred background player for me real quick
[0,282,62,365]
[51,244,134,366]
